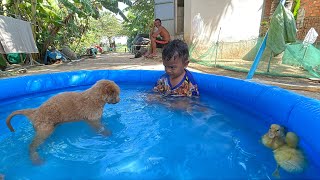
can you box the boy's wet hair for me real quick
[162,39,189,62]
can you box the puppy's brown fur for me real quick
[6,80,120,164]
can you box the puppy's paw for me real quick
[31,153,45,165]
[97,126,112,137]
[101,129,112,137]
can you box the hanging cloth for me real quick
[0,15,38,54]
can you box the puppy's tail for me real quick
[6,109,35,132]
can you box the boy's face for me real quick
[163,56,189,79]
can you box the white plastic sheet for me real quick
[191,13,204,42]
[303,27,318,46]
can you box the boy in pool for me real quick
[153,39,199,97]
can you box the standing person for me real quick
[145,18,171,58]
[153,39,199,97]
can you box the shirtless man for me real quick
[146,18,171,58]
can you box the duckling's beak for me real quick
[268,131,275,138]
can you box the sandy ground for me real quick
[1,52,320,100]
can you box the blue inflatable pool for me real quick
[1,69,319,174]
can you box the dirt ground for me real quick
[1,52,320,100]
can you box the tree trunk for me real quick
[31,0,37,39]
[13,0,20,18]
[40,13,74,61]
[0,2,3,15]
[30,0,38,61]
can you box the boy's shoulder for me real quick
[185,69,197,84]
[159,73,169,79]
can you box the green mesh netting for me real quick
[189,41,217,62]
[243,38,275,62]
[283,43,320,78]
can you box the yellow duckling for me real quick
[262,124,286,150]
[272,132,306,177]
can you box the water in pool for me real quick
[0,83,319,179]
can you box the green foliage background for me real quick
[0,0,155,60]
[0,0,132,60]
[122,0,154,49]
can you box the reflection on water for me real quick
[0,84,319,179]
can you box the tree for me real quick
[122,0,154,47]
[71,12,123,52]
[38,0,132,59]
[0,0,132,61]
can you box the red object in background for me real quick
[95,45,103,53]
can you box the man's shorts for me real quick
[155,37,169,48]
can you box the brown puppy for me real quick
[262,124,286,150]
[6,80,120,164]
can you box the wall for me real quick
[297,0,320,42]
[184,0,264,43]
[183,0,192,43]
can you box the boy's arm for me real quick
[153,79,162,92]
[153,75,169,94]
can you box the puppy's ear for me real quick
[101,81,111,95]
[101,81,118,96]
